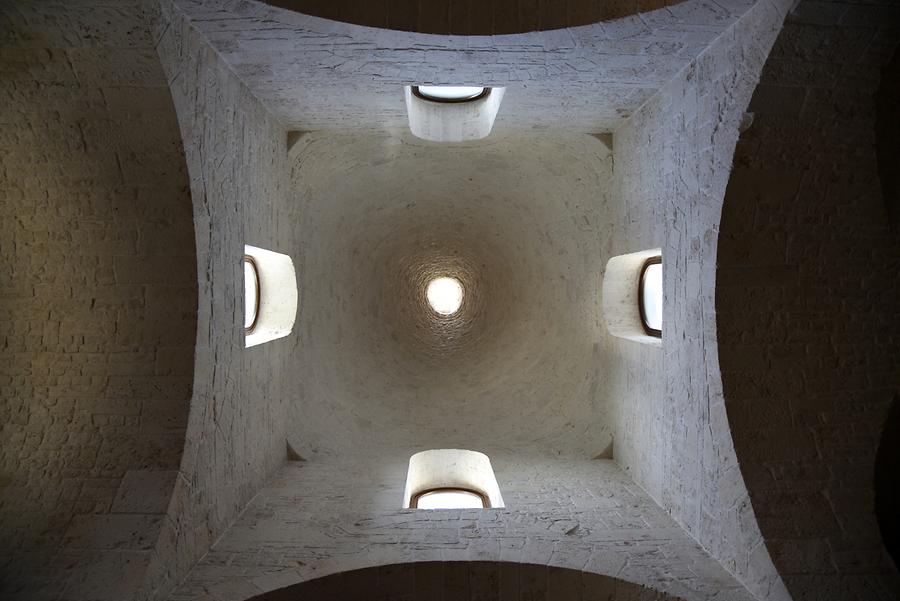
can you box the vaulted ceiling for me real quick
[1,1,898,601]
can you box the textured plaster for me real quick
[5,0,898,600]
[606,0,796,599]
[163,0,761,132]
[168,458,758,601]
[138,1,299,598]
[288,130,614,459]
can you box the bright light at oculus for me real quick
[641,262,662,333]
[416,86,486,101]
[244,258,259,331]
[415,489,485,509]
[426,277,464,315]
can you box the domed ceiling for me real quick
[289,131,615,458]
[8,1,897,601]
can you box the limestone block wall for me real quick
[0,1,196,599]
[716,1,900,599]
[250,561,686,600]
[606,0,795,599]
[140,0,299,598]
[262,0,679,35]
[167,457,758,601]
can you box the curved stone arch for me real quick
[261,0,684,35]
[246,561,688,601]
[163,457,764,601]
[169,0,770,132]
[142,2,900,601]
[135,1,304,598]
[144,1,798,598]
[715,1,900,599]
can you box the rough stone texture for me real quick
[606,0,796,599]
[263,0,682,35]
[246,561,677,601]
[287,130,614,459]
[0,1,197,599]
[138,1,299,599]
[251,561,685,600]
[7,0,897,600]
[168,458,758,601]
[717,1,900,599]
[107,3,808,597]
[165,0,761,132]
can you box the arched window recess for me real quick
[403,449,504,510]
[602,248,663,346]
[243,244,299,348]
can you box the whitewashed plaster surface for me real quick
[140,1,300,598]
[164,0,761,132]
[167,458,759,601]
[149,1,801,600]
[9,0,894,600]
[606,0,796,599]
[287,129,615,459]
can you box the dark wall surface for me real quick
[717,1,900,599]
[0,2,197,599]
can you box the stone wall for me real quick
[166,0,761,132]
[0,1,196,599]
[167,457,758,601]
[146,1,809,600]
[140,1,298,598]
[717,1,900,599]
[606,0,795,599]
[249,561,685,600]
[262,0,679,35]
[7,1,896,600]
